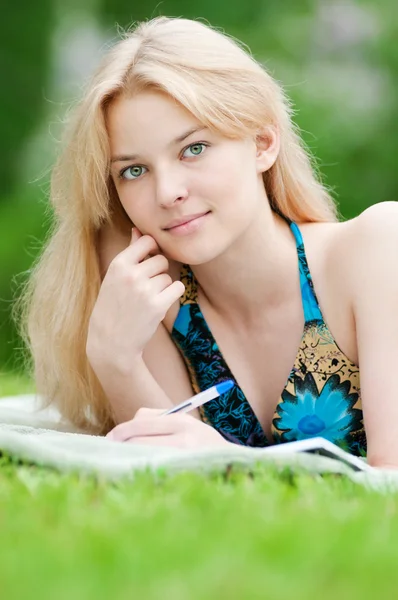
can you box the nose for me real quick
[155,167,189,208]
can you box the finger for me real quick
[138,254,169,278]
[157,280,185,307]
[150,273,174,294]
[134,408,168,418]
[105,408,167,440]
[130,227,142,244]
[107,414,186,441]
[128,234,161,263]
[124,435,186,448]
[131,227,159,261]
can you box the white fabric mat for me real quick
[1,394,398,491]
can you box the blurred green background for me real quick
[0,0,396,376]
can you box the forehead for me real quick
[107,90,202,153]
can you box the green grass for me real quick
[0,370,36,396]
[1,371,398,600]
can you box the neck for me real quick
[191,206,300,328]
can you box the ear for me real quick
[255,125,280,174]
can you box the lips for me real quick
[163,211,210,230]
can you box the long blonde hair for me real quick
[14,16,338,434]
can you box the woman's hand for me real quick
[106,408,231,449]
[86,227,184,373]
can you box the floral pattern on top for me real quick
[273,371,363,451]
[170,221,365,456]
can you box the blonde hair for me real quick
[14,16,338,434]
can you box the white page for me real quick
[263,437,371,472]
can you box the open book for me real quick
[262,436,371,472]
[0,395,378,482]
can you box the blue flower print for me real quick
[274,372,363,450]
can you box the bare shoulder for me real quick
[297,203,397,364]
[332,201,398,271]
[356,200,398,220]
[303,201,398,272]
[308,201,398,307]
[350,200,398,239]
[345,202,398,301]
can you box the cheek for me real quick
[116,186,151,225]
[201,163,239,199]
[208,163,255,213]
[210,149,255,192]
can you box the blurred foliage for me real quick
[99,0,267,29]
[0,191,50,371]
[1,0,397,372]
[0,0,55,198]
[0,0,55,369]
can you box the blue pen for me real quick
[162,380,234,415]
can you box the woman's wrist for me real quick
[87,345,144,379]
[88,353,174,423]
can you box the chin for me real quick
[162,243,221,266]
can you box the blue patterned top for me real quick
[170,221,366,456]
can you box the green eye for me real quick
[121,165,147,180]
[183,143,207,158]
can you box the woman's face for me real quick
[107,90,274,264]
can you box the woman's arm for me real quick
[94,221,198,424]
[92,321,198,424]
[347,202,398,468]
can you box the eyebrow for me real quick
[110,126,207,164]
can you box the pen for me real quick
[162,380,234,415]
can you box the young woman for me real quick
[16,17,398,467]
